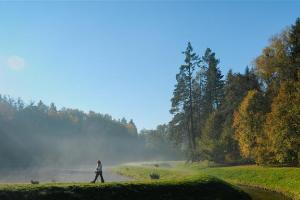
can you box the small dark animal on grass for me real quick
[149,173,160,179]
[31,180,39,184]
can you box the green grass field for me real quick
[176,162,299,199]
[114,161,298,200]
[0,178,249,200]
[200,165,300,200]
[0,163,250,200]
[1,161,297,200]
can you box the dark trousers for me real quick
[92,171,104,183]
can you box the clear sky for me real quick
[0,1,299,130]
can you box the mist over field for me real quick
[0,95,182,182]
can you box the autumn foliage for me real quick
[170,18,300,166]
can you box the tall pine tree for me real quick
[202,48,224,114]
[170,42,200,160]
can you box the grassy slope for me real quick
[115,162,299,200]
[168,162,298,199]
[0,179,250,200]
[0,165,250,200]
[113,165,250,200]
[200,165,300,200]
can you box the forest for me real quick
[0,96,180,169]
[165,18,300,166]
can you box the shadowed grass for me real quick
[114,162,298,199]
[163,161,298,199]
[0,164,250,200]
[199,165,300,200]
[0,178,250,200]
[112,164,250,200]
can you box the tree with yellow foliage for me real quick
[264,81,300,166]
[233,90,267,164]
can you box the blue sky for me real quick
[0,1,299,130]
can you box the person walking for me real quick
[91,160,105,183]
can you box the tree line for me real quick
[0,96,180,169]
[169,18,300,166]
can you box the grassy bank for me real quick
[0,164,250,200]
[112,165,250,200]
[176,162,299,199]
[0,178,250,200]
[115,162,299,199]
[199,165,300,200]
